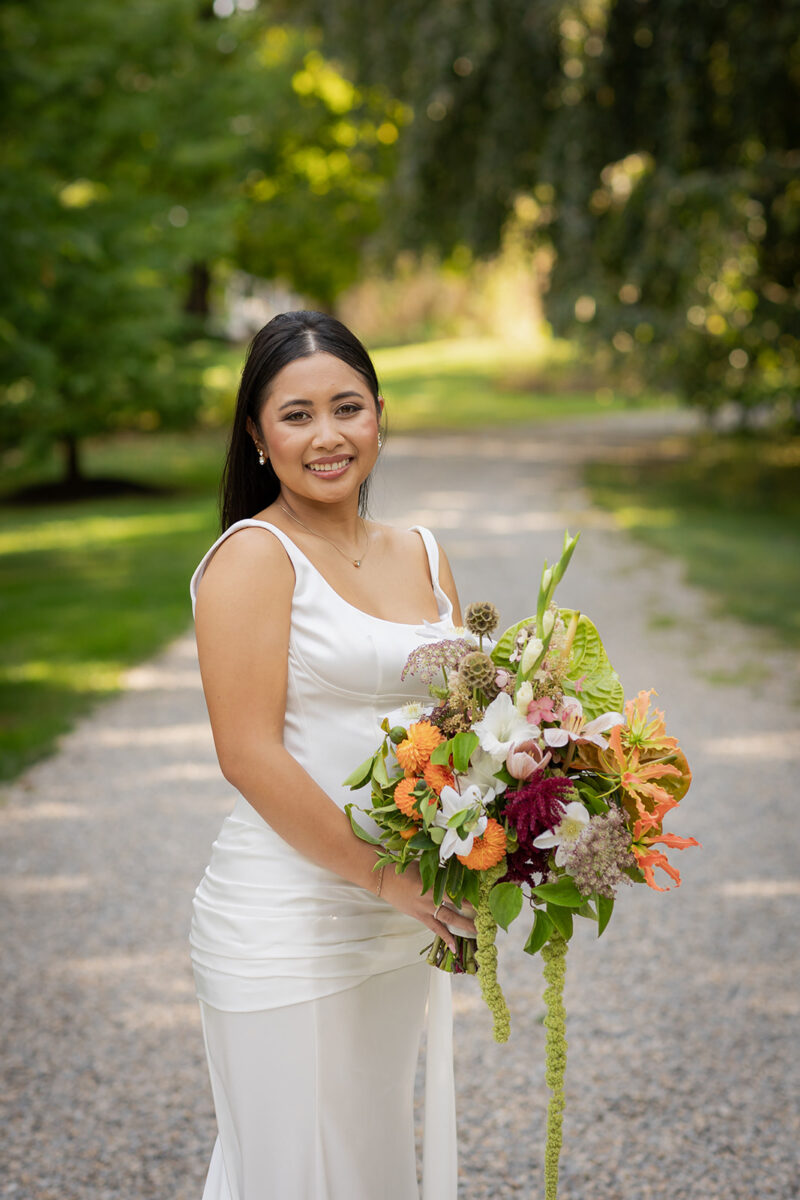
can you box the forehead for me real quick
[267,351,367,401]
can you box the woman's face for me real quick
[248,351,382,505]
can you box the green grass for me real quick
[585,433,800,647]
[0,334,675,785]
[0,495,219,782]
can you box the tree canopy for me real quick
[299,0,800,420]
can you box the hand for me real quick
[380,862,477,952]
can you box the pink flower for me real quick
[506,739,552,781]
[527,696,557,725]
[543,696,624,752]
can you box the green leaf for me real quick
[490,614,537,671]
[546,902,573,940]
[461,870,481,909]
[488,881,524,931]
[428,825,445,844]
[342,753,376,790]
[430,738,453,766]
[344,803,382,845]
[452,731,479,772]
[559,609,624,720]
[531,877,584,907]
[407,831,432,850]
[419,848,438,894]
[372,753,390,788]
[596,893,614,937]
[523,908,554,956]
[433,868,447,907]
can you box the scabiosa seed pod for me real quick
[464,600,500,637]
[458,650,497,692]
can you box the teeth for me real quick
[307,459,351,473]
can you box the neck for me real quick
[278,488,363,539]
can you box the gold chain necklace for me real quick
[278,502,369,568]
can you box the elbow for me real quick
[216,739,282,792]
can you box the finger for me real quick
[432,909,477,939]
[430,918,457,953]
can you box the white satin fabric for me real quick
[189,520,458,1199]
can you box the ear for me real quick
[245,416,261,447]
[377,394,385,417]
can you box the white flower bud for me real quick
[521,636,544,674]
[542,611,555,637]
[515,680,534,715]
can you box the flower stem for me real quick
[542,933,568,1200]
[475,858,511,1043]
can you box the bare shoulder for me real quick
[195,524,294,618]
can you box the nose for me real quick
[311,411,345,449]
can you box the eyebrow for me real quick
[277,390,364,411]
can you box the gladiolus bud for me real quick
[541,567,553,592]
[515,680,534,715]
[542,611,555,637]
[521,637,544,675]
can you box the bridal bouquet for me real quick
[344,531,697,1199]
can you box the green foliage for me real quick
[0,1,401,474]
[487,880,523,931]
[299,0,800,423]
[559,610,625,719]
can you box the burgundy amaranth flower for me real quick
[401,638,476,685]
[502,775,576,886]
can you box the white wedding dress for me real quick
[189,520,458,1200]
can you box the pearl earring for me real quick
[377,433,383,449]
[257,448,266,466]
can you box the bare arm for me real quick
[194,527,474,944]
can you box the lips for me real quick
[304,457,353,474]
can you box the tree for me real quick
[0,0,403,487]
[294,0,800,422]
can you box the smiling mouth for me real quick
[305,457,353,474]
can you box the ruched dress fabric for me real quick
[189,520,458,1200]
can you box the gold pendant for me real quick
[353,559,361,567]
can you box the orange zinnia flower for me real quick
[394,776,425,823]
[423,761,455,794]
[457,818,507,870]
[395,721,444,774]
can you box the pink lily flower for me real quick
[527,695,557,725]
[543,696,624,751]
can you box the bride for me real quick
[189,310,475,1198]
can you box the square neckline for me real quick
[238,518,454,629]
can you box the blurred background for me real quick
[1,0,798,783]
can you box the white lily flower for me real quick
[463,746,508,796]
[543,696,624,751]
[473,692,536,764]
[434,783,490,863]
[533,800,591,866]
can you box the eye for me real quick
[283,410,310,422]
[337,402,363,415]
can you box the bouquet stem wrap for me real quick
[542,932,568,1200]
[475,858,510,1043]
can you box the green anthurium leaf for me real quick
[524,908,554,956]
[452,731,479,773]
[547,902,574,940]
[342,753,377,790]
[490,614,537,671]
[344,803,383,845]
[596,893,614,936]
[559,609,624,720]
[531,877,584,907]
[488,881,524,931]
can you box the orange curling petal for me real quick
[457,818,507,870]
[395,721,444,774]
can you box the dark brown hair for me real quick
[220,311,385,531]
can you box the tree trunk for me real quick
[62,434,83,485]
[185,261,212,318]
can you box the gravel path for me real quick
[2,409,798,1199]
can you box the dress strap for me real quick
[189,519,301,619]
[409,525,453,623]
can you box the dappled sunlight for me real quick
[3,659,121,692]
[138,762,223,784]
[119,1001,201,1032]
[1,873,91,894]
[374,337,550,378]
[124,664,202,691]
[702,731,800,761]
[0,510,211,556]
[3,801,93,822]
[77,722,213,748]
[720,879,800,898]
